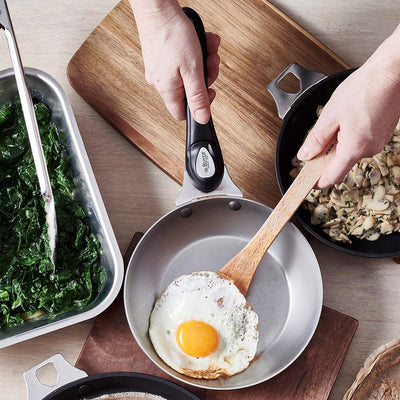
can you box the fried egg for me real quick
[149,271,259,379]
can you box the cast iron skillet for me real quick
[269,63,400,258]
[24,354,200,400]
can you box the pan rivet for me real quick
[228,200,241,211]
[180,207,192,218]
[78,385,91,395]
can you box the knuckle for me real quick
[307,130,326,150]
[189,88,208,105]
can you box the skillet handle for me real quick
[182,7,224,193]
[267,63,327,119]
[23,354,87,400]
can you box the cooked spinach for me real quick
[0,101,104,328]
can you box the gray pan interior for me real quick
[124,196,322,390]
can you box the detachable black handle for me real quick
[182,7,224,193]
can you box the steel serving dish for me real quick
[0,67,124,349]
[269,63,400,258]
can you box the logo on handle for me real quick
[196,147,216,178]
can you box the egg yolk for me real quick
[176,320,219,358]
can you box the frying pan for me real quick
[23,354,200,400]
[270,63,400,258]
[123,8,322,390]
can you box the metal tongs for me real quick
[0,0,57,267]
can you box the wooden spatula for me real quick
[220,141,336,296]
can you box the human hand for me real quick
[132,3,220,124]
[297,27,400,188]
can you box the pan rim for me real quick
[41,371,201,400]
[123,196,322,390]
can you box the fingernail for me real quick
[297,145,310,160]
[195,107,209,124]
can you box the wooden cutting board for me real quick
[67,0,350,208]
[76,233,358,400]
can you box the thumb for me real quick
[316,139,358,188]
[182,68,211,124]
[297,108,338,161]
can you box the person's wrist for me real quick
[130,0,183,38]
[130,0,181,20]
[371,24,400,89]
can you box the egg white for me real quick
[149,271,259,379]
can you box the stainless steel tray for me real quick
[0,67,124,349]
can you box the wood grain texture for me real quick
[67,0,349,209]
[76,232,358,400]
[0,2,399,400]
[220,143,335,295]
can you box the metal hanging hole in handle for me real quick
[267,63,327,119]
[24,354,87,400]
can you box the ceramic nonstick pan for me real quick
[24,354,200,400]
[269,63,400,257]
[123,8,322,391]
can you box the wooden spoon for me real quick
[219,141,336,296]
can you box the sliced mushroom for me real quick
[321,218,341,228]
[360,159,372,171]
[373,185,386,201]
[373,154,389,176]
[391,166,400,185]
[289,168,299,179]
[330,189,349,207]
[337,182,348,193]
[362,195,373,208]
[342,172,355,190]
[362,177,371,188]
[366,199,390,212]
[364,230,381,241]
[368,168,381,186]
[393,205,400,217]
[316,105,324,117]
[386,153,398,167]
[373,205,392,215]
[380,220,393,235]
[305,189,320,204]
[362,215,375,231]
[385,182,399,195]
[385,194,394,202]
[291,155,302,168]
[351,226,364,236]
[335,233,352,243]
[353,165,365,187]
[311,204,330,225]
[348,190,361,204]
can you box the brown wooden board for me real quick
[67,0,350,208]
[76,233,358,400]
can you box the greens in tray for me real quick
[0,101,104,328]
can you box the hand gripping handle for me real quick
[183,7,224,193]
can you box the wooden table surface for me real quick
[0,1,399,399]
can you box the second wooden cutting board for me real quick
[67,0,349,208]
